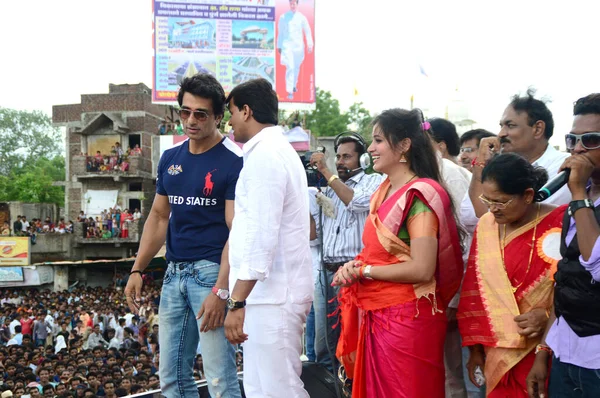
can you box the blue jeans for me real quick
[313,269,340,372]
[549,355,600,397]
[159,260,241,398]
[305,304,316,362]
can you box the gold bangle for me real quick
[328,174,339,185]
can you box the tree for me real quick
[0,108,62,176]
[304,88,349,136]
[0,156,65,206]
[346,102,373,139]
[0,108,65,205]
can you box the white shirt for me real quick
[229,126,313,305]
[439,156,472,309]
[9,319,20,336]
[308,187,321,283]
[21,221,29,232]
[440,157,471,206]
[460,144,571,235]
[133,211,142,220]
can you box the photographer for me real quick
[309,134,383,372]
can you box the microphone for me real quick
[344,167,362,173]
[535,169,570,202]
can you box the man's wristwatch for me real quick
[227,297,246,311]
[568,199,594,216]
[211,287,230,300]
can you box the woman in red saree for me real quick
[457,153,566,397]
[333,108,464,398]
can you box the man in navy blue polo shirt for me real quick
[125,73,242,398]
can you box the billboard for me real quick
[0,237,31,267]
[152,0,315,110]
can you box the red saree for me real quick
[336,178,463,398]
[457,205,566,397]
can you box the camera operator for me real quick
[309,134,383,373]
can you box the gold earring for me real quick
[399,153,407,163]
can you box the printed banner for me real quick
[0,237,31,267]
[152,0,315,110]
[0,267,24,282]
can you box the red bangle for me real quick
[535,344,553,355]
[359,265,365,279]
[471,158,486,168]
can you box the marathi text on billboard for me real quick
[152,0,315,110]
[0,237,31,267]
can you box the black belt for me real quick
[323,262,345,273]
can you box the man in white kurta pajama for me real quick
[277,0,313,100]
[224,78,313,398]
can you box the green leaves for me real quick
[0,108,65,206]
[304,89,373,138]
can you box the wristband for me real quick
[471,157,486,168]
[535,344,553,355]
[328,174,340,185]
[130,270,143,276]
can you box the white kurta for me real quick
[229,125,312,398]
[277,10,313,95]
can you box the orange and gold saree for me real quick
[457,205,566,397]
[336,178,463,398]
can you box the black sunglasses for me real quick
[177,109,211,121]
[565,132,600,150]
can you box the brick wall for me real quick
[126,116,145,132]
[70,156,86,178]
[109,83,151,94]
[53,104,83,124]
[68,188,82,220]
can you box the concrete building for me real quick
[45,83,172,289]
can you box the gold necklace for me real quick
[501,203,541,293]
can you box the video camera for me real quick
[301,146,327,187]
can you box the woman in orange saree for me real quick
[333,109,464,398]
[457,153,566,397]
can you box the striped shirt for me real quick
[322,171,383,264]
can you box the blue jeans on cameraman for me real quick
[305,304,316,362]
[549,355,600,397]
[314,268,340,373]
[159,260,241,398]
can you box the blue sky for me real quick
[1,0,599,149]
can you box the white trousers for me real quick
[281,47,305,94]
[243,299,311,398]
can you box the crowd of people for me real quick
[158,121,183,136]
[2,217,74,238]
[0,283,174,398]
[78,209,141,240]
[305,91,600,398]
[84,142,142,173]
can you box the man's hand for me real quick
[466,345,486,387]
[477,137,501,165]
[224,309,247,344]
[515,308,548,338]
[197,293,226,333]
[527,352,550,398]
[124,273,143,314]
[309,152,329,174]
[277,48,281,54]
[560,154,595,198]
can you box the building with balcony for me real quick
[52,83,172,261]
